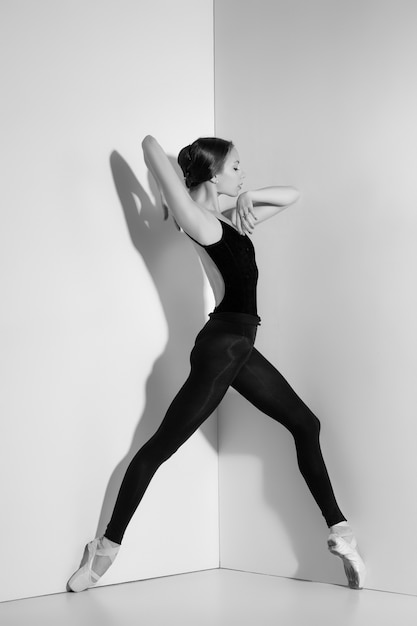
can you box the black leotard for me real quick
[188,220,259,317]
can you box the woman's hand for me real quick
[233,191,258,235]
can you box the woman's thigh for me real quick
[231,347,318,433]
[150,324,255,453]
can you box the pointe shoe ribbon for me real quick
[67,537,120,593]
[327,533,366,590]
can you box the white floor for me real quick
[1,568,417,626]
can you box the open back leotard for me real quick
[188,219,259,317]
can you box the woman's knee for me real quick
[290,406,321,439]
[129,438,176,478]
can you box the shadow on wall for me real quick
[95,151,216,537]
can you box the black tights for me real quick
[105,313,345,544]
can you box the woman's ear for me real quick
[210,176,218,184]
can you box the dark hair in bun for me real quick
[178,137,233,189]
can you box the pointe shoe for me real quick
[67,537,120,592]
[328,533,366,590]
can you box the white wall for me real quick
[215,0,417,595]
[4,0,417,603]
[0,0,217,602]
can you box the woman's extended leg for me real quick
[232,347,344,525]
[67,317,257,592]
[231,347,365,588]
[104,321,256,544]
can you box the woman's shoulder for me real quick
[185,205,225,246]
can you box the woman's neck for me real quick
[190,181,220,213]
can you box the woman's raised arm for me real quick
[222,186,300,234]
[142,135,209,239]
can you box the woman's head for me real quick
[178,137,234,191]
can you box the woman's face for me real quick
[216,147,245,196]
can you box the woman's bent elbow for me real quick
[289,187,300,205]
[142,135,156,151]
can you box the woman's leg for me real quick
[104,320,256,544]
[231,347,345,527]
[68,319,256,592]
[231,347,366,589]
